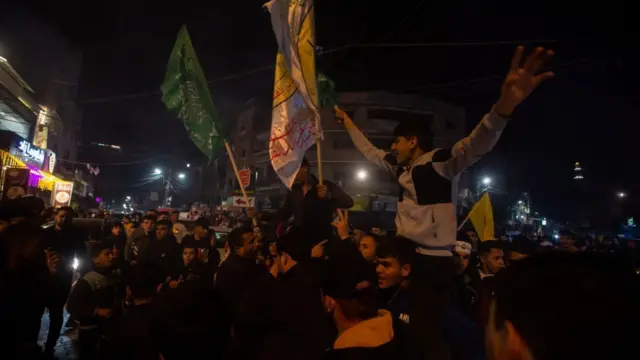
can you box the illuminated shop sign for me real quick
[18,140,45,163]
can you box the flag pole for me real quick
[315,137,323,184]
[224,140,257,226]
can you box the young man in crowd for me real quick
[139,219,181,278]
[169,210,180,224]
[41,206,86,358]
[335,46,554,359]
[323,254,406,359]
[67,243,121,359]
[181,216,220,268]
[165,245,208,290]
[126,214,156,265]
[486,253,639,360]
[247,157,354,253]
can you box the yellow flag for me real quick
[467,193,495,241]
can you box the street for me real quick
[39,310,77,360]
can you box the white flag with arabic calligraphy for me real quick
[265,0,321,188]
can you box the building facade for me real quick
[217,91,469,218]
[0,10,82,204]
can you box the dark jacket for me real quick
[42,226,86,289]
[67,267,122,328]
[139,235,181,278]
[267,177,353,244]
[100,303,162,360]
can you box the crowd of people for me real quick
[1,46,639,360]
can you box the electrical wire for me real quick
[71,39,561,106]
[56,155,166,166]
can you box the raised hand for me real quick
[331,209,350,240]
[495,46,555,116]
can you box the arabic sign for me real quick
[4,132,50,171]
[233,167,255,196]
[51,182,73,207]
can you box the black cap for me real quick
[322,253,377,299]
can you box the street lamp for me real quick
[518,200,523,204]
[482,177,492,186]
[617,192,627,199]
[356,169,368,181]
[178,172,186,180]
[154,168,162,175]
[186,163,191,168]
[126,195,131,201]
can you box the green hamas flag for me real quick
[161,26,224,159]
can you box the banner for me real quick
[51,181,74,207]
[161,26,226,160]
[265,0,322,188]
[466,193,495,241]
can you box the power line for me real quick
[72,39,561,106]
[57,155,165,166]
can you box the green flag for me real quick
[161,26,224,159]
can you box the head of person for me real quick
[294,157,310,184]
[275,229,307,274]
[479,240,505,275]
[54,206,75,230]
[229,226,256,258]
[111,222,124,237]
[170,210,180,223]
[182,246,196,265]
[322,255,379,333]
[487,253,639,360]
[375,237,413,289]
[194,217,211,239]
[357,235,379,263]
[507,235,535,264]
[126,266,159,301]
[146,209,158,216]
[126,221,139,238]
[122,215,131,225]
[454,232,473,274]
[141,215,157,234]
[91,243,113,269]
[157,211,169,221]
[155,219,173,240]
[391,121,432,166]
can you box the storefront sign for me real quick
[45,150,56,173]
[2,168,30,200]
[18,140,45,163]
[51,181,73,207]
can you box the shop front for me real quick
[0,130,72,205]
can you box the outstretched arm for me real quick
[336,107,395,175]
[434,46,554,179]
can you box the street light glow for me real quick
[482,177,492,185]
[154,168,162,175]
[618,192,627,198]
[186,163,191,168]
[126,196,131,201]
[356,169,368,181]
[518,200,523,205]
[178,173,186,179]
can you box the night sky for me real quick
[9,1,638,218]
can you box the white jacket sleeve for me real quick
[345,123,395,174]
[433,108,509,180]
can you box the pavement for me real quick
[38,309,78,360]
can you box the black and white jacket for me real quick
[346,108,508,256]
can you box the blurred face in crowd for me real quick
[156,223,170,240]
[376,256,410,289]
[236,231,256,258]
[93,249,114,268]
[122,216,131,225]
[391,136,417,165]
[111,225,122,237]
[142,219,155,234]
[358,236,377,262]
[454,250,471,275]
[170,212,179,223]
[158,213,169,221]
[55,210,73,229]
[194,225,208,239]
[294,165,308,184]
[481,249,505,275]
[183,248,196,265]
